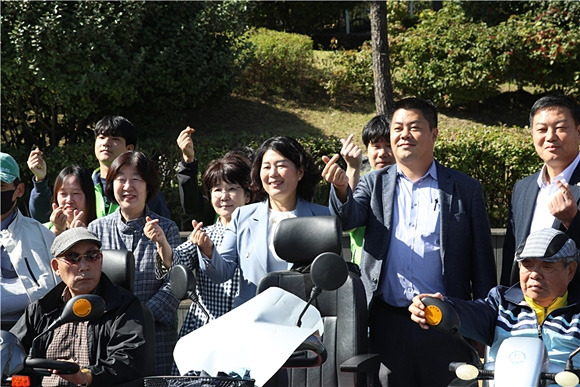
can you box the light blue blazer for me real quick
[199,198,330,307]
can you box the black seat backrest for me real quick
[273,216,342,267]
[258,216,370,386]
[101,249,135,292]
[100,249,155,378]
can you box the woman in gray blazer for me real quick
[196,136,330,307]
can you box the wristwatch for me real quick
[78,367,91,386]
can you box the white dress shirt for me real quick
[530,153,580,233]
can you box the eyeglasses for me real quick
[58,249,102,264]
[211,186,242,198]
[519,259,567,275]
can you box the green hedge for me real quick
[6,126,542,229]
[233,28,374,104]
[390,1,580,106]
[390,3,504,106]
[322,42,375,103]
[434,125,541,227]
[1,1,250,150]
[234,28,322,100]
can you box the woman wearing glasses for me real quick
[172,154,253,350]
[193,136,330,308]
[88,151,180,375]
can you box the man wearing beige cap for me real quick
[1,152,58,328]
[10,228,147,386]
[409,227,580,370]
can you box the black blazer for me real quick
[500,163,580,286]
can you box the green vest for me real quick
[349,226,365,266]
[93,169,119,218]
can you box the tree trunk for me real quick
[369,1,394,115]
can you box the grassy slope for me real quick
[176,49,537,148]
[179,91,534,152]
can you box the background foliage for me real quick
[390,1,580,106]
[322,42,375,104]
[1,1,250,149]
[2,1,578,229]
[234,28,321,100]
[435,125,541,227]
[390,3,504,106]
[237,2,579,107]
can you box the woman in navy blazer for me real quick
[196,136,330,306]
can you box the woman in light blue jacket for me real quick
[195,136,330,307]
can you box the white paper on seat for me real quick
[173,287,324,387]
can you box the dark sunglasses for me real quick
[58,249,102,264]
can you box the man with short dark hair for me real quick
[501,95,580,286]
[10,228,147,386]
[1,152,58,328]
[322,97,497,386]
[411,227,580,369]
[27,115,170,223]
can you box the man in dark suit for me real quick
[501,95,580,286]
[322,97,497,386]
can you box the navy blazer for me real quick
[199,198,330,307]
[500,163,580,286]
[329,161,497,306]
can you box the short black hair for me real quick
[362,114,391,147]
[390,97,438,130]
[94,115,137,147]
[529,94,580,128]
[250,136,320,202]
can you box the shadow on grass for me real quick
[171,96,326,139]
[157,90,544,146]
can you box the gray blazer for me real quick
[329,161,497,306]
[199,198,330,307]
[500,163,580,285]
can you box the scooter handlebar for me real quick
[25,357,80,375]
[282,334,327,368]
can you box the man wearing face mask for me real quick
[0,152,59,329]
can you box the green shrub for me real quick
[391,3,505,107]
[386,0,433,36]
[234,28,321,100]
[390,1,580,105]
[494,2,580,95]
[322,42,374,103]
[1,1,250,150]
[435,125,540,228]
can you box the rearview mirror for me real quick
[170,264,197,301]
